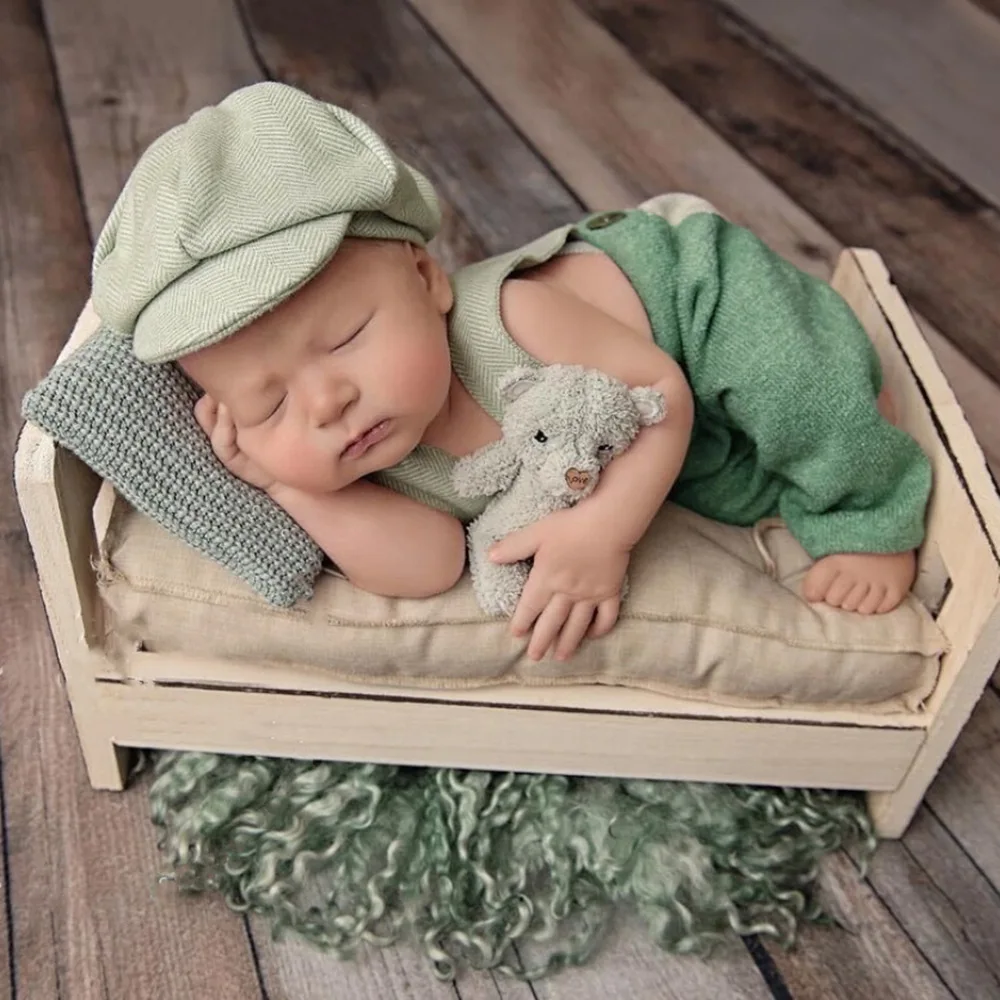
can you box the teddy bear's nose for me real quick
[565,468,591,491]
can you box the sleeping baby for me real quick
[91,82,932,663]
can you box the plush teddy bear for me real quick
[452,364,668,617]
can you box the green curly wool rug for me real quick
[149,752,875,980]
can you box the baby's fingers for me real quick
[193,394,218,435]
[211,401,241,463]
[588,597,621,639]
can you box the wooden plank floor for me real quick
[2,0,1000,996]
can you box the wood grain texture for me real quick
[241,0,583,270]
[578,0,1000,465]
[1,0,94,993]
[864,807,1000,999]
[524,916,771,1000]
[717,0,1000,209]
[1,542,269,999]
[0,767,10,1000]
[408,0,1000,479]
[3,0,268,996]
[763,852,955,999]
[248,921,539,1000]
[925,687,1000,889]
[41,0,260,238]
[0,0,92,534]
[970,0,1000,19]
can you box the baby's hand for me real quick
[194,395,276,492]
[489,506,629,661]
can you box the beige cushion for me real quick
[96,492,946,712]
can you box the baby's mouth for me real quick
[341,419,392,460]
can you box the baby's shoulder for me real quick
[511,248,652,341]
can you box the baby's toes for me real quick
[803,559,838,603]
[857,583,887,615]
[876,585,906,615]
[823,571,856,608]
[840,581,871,613]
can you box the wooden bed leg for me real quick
[78,732,131,792]
[67,687,131,791]
[867,783,923,840]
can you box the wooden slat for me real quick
[580,0,1000,465]
[248,922,539,1000]
[241,0,583,270]
[524,915,772,999]
[42,0,260,239]
[410,0,1000,479]
[0,0,91,535]
[0,789,10,1000]
[1,0,98,995]
[763,852,954,999]
[716,0,1000,210]
[1,540,269,999]
[970,0,1000,19]
[2,0,270,995]
[863,807,1000,998]
[121,647,928,730]
[924,687,1000,890]
[96,677,924,792]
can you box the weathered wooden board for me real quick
[3,0,268,995]
[242,0,582,271]
[41,0,260,239]
[718,0,1000,210]
[763,852,954,999]
[410,0,1000,480]
[864,807,1000,998]
[248,919,540,1000]
[924,687,1000,889]
[579,0,1000,460]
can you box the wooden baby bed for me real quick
[14,249,1000,839]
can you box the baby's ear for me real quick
[630,386,667,426]
[498,366,542,404]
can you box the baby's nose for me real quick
[308,375,357,426]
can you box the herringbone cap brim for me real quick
[91,82,441,363]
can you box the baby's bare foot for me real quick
[802,550,917,614]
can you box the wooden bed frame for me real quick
[14,249,1000,839]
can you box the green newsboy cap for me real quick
[92,82,441,363]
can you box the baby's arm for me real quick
[268,480,467,599]
[501,278,695,548]
[194,396,465,599]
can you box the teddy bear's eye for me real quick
[534,430,548,443]
[597,444,612,452]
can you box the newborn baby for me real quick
[92,82,932,663]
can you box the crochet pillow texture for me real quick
[21,324,323,607]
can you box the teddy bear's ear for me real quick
[498,366,542,404]
[631,386,668,426]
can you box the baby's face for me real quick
[177,238,454,493]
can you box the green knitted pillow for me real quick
[21,325,324,607]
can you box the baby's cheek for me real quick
[245,430,336,491]
[389,337,451,402]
